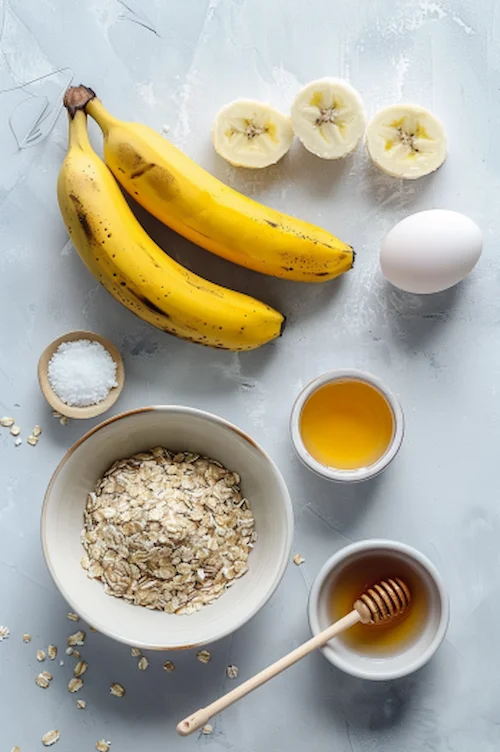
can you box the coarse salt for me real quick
[47,340,118,408]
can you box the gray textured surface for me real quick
[0,0,497,749]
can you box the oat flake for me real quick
[48,644,57,660]
[96,740,111,752]
[67,612,80,622]
[226,664,239,679]
[36,649,46,662]
[197,649,211,664]
[42,730,60,747]
[202,724,213,735]
[131,647,141,657]
[68,630,85,646]
[0,625,10,640]
[1,417,14,427]
[74,660,88,677]
[163,660,175,672]
[137,656,149,671]
[68,677,83,693]
[293,553,305,566]
[110,682,125,697]
[23,633,31,643]
[76,699,87,709]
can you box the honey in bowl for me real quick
[329,553,429,656]
[299,378,394,470]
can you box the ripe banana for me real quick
[291,78,365,160]
[212,99,293,168]
[78,86,354,283]
[58,93,284,352]
[366,104,447,179]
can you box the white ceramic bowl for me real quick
[290,369,404,483]
[308,540,449,681]
[42,406,294,650]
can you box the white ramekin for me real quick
[290,369,404,483]
[308,539,450,681]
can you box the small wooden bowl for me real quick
[38,331,125,419]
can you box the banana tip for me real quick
[64,85,96,118]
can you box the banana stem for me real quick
[66,110,92,152]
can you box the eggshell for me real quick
[380,209,482,294]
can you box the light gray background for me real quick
[0,0,497,749]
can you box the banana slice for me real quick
[290,78,365,159]
[212,99,293,168]
[366,104,447,179]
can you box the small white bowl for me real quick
[308,540,449,681]
[290,369,404,483]
[42,406,294,650]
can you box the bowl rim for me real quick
[308,539,450,681]
[41,405,294,650]
[290,369,405,483]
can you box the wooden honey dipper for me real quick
[177,577,410,736]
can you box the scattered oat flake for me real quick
[37,649,47,662]
[163,660,175,672]
[110,682,125,697]
[68,630,85,646]
[10,425,20,436]
[59,416,69,426]
[72,649,81,658]
[35,673,51,689]
[0,625,10,640]
[197,650,211,664]
[76,699,87,709]
[293,553,305,566]
[202,724,213,735]
[226,664,239,679]
[11,747,21,752]
[27,435,38,446]
[42,730,60,746]
[1,417,14,427]
[89,626,97,633]
[48,644,57,660]
[67,612,80,622]
[137,656,149,671]
[96,740,111,752]
[74,660,88,677]
[131,647,141,657]
[33,425,42,437]
[68,677,83,693]
[14,437,22,447]
[23,633,31,643]
[65,646,74,656]
[52,411,62,419]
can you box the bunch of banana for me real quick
[58,89,284,351]
[77,86,354,283]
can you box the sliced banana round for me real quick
[290,78,365,159]
[366,104,447,179]
[212,99,294,169]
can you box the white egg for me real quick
[380,209,482,294]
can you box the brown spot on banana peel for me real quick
[69,194,94,241]
[130,163,156,179]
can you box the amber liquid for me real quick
[299,380,394,470]
[328,553,430,656]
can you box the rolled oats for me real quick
[196,649,211,664]
[293,553,305,566]
[1,417,14,427]
[36,649,46,662]
[202,724,213,735]
[48,644,57,660]
[130,647,141,657]
[10,424,20,436]
[137,656,149,671]
[11,747,21,752]
[110,682,125,697]
[0,625,10,640]
[163,660,175,672]
[35,672,52,689]
[76,699,87,709]
[23,633,31,643]
[68,630,85,646]
[74,660,88,677]
[66,612,80,622]
[68,677,83,693]
[42,730,60,746]
[226,664,239,679]
[96,742,110,752]
[81,449,255,615]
